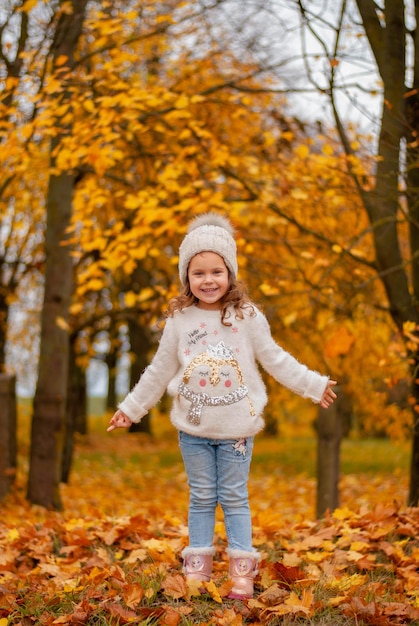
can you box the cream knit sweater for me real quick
[118,305,329,439]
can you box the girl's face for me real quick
[188,252,229,310]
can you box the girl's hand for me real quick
[107,409,133,432]
[319,380,338,409]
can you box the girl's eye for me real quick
[220,371,230,378]
[199,371,209,377]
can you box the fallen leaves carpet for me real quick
[0,427,418,625]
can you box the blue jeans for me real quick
[178,431,254,551]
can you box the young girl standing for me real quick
[108,213,337,599]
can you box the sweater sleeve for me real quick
[251,311,328,403]
[118,317,180,422]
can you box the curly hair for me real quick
[165,272,256,326]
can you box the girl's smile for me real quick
[188,251,230,310]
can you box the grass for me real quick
[83,396,411,474]
[62,402,412,520]
[252,436,410,477]
[83,404,411,483]
[19,393,411,477]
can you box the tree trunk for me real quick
[404,18,419,507]
[353,0,419,504]
[27,168,75,508]
[128,319,152,435]
[106,324,120,410]
[67,338,88,436]
[316,387,342,518]
[408,370,419,505]
[0,374,17,499]
[62,340,87,484]
[0,289,8,371]
[106,350,117,410]
[27,0,88,509]
[297,0,419,503]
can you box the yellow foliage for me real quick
[2,0,414,448]
[324,325,355,358]
[295,144,310,159]
[124,291,137,308]
[19,0,38,12]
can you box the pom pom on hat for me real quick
[178,212,238,285]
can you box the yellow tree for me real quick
[3,0,406,509]
[242,0,419,504]
[62,2,297,415]
[0,12,46,372]
[15,0,303,506]
[237,131,410,440]
[65,1,398,439]
[68,11,400,447]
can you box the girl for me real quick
[108,213,337,599]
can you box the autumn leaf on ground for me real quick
[340,596,390,625]
[284,588,315,616]
[185,577,205,600]
[382,602,419,622]
[202,579,223,603]
[103,601,140,622]
[162,573,187,599]
[325,573,368,593]
[250,587,315,619]
[2,426,419,625]
[268,562,307,587]
[250,583,289,607]
[218,577,234,598]
[123,582,145,607]
[212,607,244,625]
[160,606,183,626]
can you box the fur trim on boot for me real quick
[227,548,260,599]
[181,546,215,583]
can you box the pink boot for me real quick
[181,546,215,583]
[227,548,260,599]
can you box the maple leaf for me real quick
[202,580,223,603]
[161,573,187,600]
[143,538,177,562]
[270,562,306,587]
[255,583,289,606]
[284,588,315,616]
[341,596,378,619]
[123,548,148,564]
[185,578,204,600]
[160,606,182,626]
[123,582,145,608]
[326,573,368,592]
[350,540,371,553]
[217,577,234,598]
[84,566,109,585]
[383,601,419,621]
[333,507,355,521]
[103,601,139,623]
[214,607,244,625]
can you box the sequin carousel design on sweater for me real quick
[178,340,255,424]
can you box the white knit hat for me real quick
[178,213,238,285]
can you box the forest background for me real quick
[1,0,419,624]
